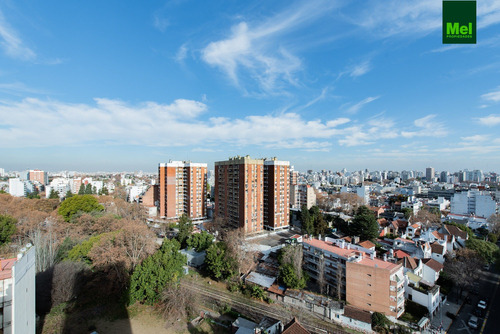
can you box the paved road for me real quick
[447,266,500,334]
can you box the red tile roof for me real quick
[394,250,410,258]
[343,305,372,324]
[0,258,16,281]
[358,240,375,249]
[423,258,444,272]
[444,224,468,240]
[282,317,310,334]
[430,242,445,255]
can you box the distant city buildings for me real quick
[215,156,290,233]
[28,169,48,185]
[450,190,497,219]
[8,178,26,197]
[158,161,207,221]
[425,167,435,182]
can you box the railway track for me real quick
[183,281,349,334]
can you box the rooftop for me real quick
[0,258,16,281]
[304,239,400,270]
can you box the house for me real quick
[340,305,373,333]
[422,259,443,285]
[404,272,441,318]
[180,248,206,267]
[282,317,310,334]
[358,240,376,251]
[393,250,411,260]
[430,242,446,264]
[397,257,423,277]
[232,317,258,334]
[406,222,422,239]
[441,224,468,248]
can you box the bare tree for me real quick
[487,214,500,234]
[445,248,482,298]
[335,261,344,300]
[51,261,87,306]
[281,244,304,281]
[411,206,441,229]
[29,224,58,273]
[317,254,326,295]
[223,228,257,276]
[158,280,199,321]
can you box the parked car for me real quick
[468,315,479,329]
[478,300,487,310]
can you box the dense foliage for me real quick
[0,214,17,245]
[186,231,214,252]
[66,233,109,264]
[300,205,328,236]
[176,214,193,248]
[350,205,379,241]
[129,239,186,305]
[279,263,307,289]
[58,195,104,222]
[465,238,500,264]
[205,241,237,280]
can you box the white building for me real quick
[46,178,71,198]
[0,246,36,334]
[450,191,497,219]
[8,179,26,197]
[427,197,450,211]
[0,168,5,177]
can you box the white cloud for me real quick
[350,61,371,77]
[460,135,489,143]
[0,97,352,149]
[201,1,339,94]
[477,114,500,126]
[349,0,500,38]
[343,96,379,114]
[153,14,169,32]
[0,10,35,61]
[401,115,447,138]
[175,44,188,63]
[481,86,500,103]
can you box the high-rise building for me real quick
[215,156,290,233]
[158,161,207,221]
[264,159,290,230]
[28,170,48,185]
[450,190,497,219]
[303,238,405,319]
[426,167,435,182]
[8,178,27,197]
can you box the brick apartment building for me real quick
[215,156,290,234]
[28,169,48,185]
[158,161,207,221]
[303,238,405,319]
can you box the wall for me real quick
[12,247,36,334]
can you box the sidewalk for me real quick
[428,293,466,333]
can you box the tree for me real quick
[186,231,214,252]
[58,195,104,222]
[85,183,93,195]
[205,242,237,280]
[350,206,379,241]
[487,214,500,235]
[176,214,193,248]
[317,254,326,295]
[49,189,59,199]
[0,215,16,245]
[372,312,390,332]
[466,238,500,264]
[445,248,482,297]
[65,190,73,199]
[279,263,306,289]
[410,206,440,228]
[78,184,85,195]
[99,186,109,196]
[314,214,328,236]
[129,239,186,305]
[402,208,413,220]
[159,279,199,321]
[300,205,314,235]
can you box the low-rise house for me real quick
[340,305,373,333]
[441,224,468,249]
[397,257,423,277]
[180,248,206,267]
[406,222,422,239]
[282,317,310,334]
[422,259,443,285]
[404,273,441,318]
[430,242,446,264]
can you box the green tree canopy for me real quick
[466,238,500,264]
[186,231,214,252]
[65,190,74,199]
[176,214,193,248]
[49,189,60,199]
[129,239,186,304]
[58,194,105,222]
[205,241,236,280]
[279,263,306,289]
[350,205,379,241]
[78,184,85,195]
[85,183,93,195]
[66,233,110,264]
[0,215,16,245]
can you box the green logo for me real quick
[443,1,476,44]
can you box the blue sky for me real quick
[1,0,500,173]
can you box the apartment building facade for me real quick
[158,161,207,220]
[264,159,290,230]
[290,184,316,209]
[303,238,405,319]
[28,169,48,185]
[215,156,289,234]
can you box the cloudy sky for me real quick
[1,0,500,173]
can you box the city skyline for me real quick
[1,1,500,171]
